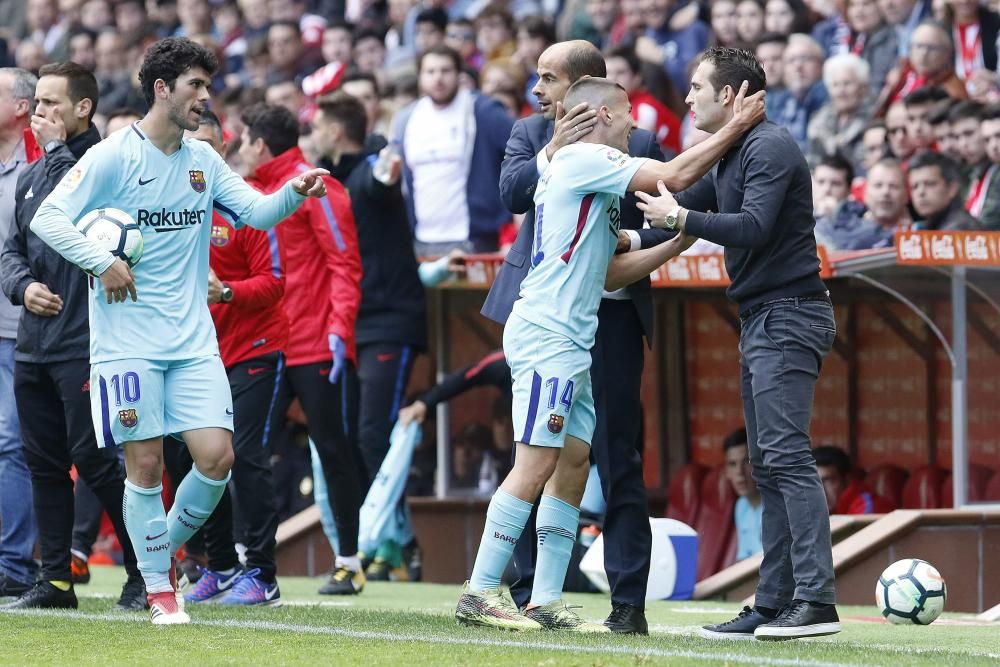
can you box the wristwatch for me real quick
[220,283,234,303]
[44,139,65,154]
[661,206,682,230]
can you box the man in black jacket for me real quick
[480,40,667,635]
[311,92,427,580]
[0,61,144,611]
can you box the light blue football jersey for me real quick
[37,123,286,363]
[510,143,647,350]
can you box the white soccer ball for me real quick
[78,207,144,270]
[875,558,947,625]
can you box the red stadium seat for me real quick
[665,463,708,526]
[900,466,948,509]
[693,466,736,581]
[942,463,994,506]
[984,471,1000,502]
[865,465,909,509]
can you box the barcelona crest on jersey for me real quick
[189,170,206,193]
[211,224,229,247]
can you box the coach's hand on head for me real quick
[290,167,330,198]
[544,101,598,160]
[730,81,766,130]
[99,258,137,304]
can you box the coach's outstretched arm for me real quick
[627,82,764,194]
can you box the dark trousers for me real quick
[510,299,651,609]
[282,361,362,556]
[164,353,285,582]
[356,341,417,490]
[740,298,836,607]
[14,359,139,582]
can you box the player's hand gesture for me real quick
[545,101,598,160]
[730,81,766,131]
[99,258,137,304]
[23,282,63,316]
[290,168,330,198]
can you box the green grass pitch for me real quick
[2,566,997,666]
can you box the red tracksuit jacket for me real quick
[247,147,362,367]
[208,212,289,368]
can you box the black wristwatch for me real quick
[220,283,234,303]
[44,139,66,154]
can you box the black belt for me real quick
[739,291,831,322]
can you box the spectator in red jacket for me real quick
[812,445,895,514]
[238,103,367,597]
[169,109,290,606]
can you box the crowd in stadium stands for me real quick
[0,0,997,255]
[1,0,999,601]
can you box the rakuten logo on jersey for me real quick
[136,208,206,232]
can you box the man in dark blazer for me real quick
[481,40,668,635]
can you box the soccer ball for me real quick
[78,208,143,270]
[875,558,947,625]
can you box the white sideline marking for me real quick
[0,608,857,667]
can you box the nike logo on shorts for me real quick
[226,408,234,416]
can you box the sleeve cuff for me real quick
[536,148,550,175]
[625,229,641,252]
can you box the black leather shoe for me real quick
[604,602,649,635]
[1,581,77,610]
[113,573,148,611]
[754,600,841,640]
[700,606,774,640]
[0,573,33,598]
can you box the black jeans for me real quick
[14,359,138,582]
[740,297,837,607]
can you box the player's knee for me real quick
[197,445,234,480]
[127,452,164,487]
[511,449,558,488]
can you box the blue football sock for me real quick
[123,480,171,593]
[167,465,230,556]
[468,488,533,592]
[530,495,580,606]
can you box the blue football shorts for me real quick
[90,355,233,448]
[502,313,596,448]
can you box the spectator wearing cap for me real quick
[722,428,763,562]
[909,149,983,229]
[767,33,829,152]
[393,45,513,255]
[976,104,1000,228]
[877,19,969,114]
[807,53,873,168]
[815,158,910,249]
[635,0,710,94]
[878,0,931,58]
[812,446,895,514]
[842,0,898,94]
